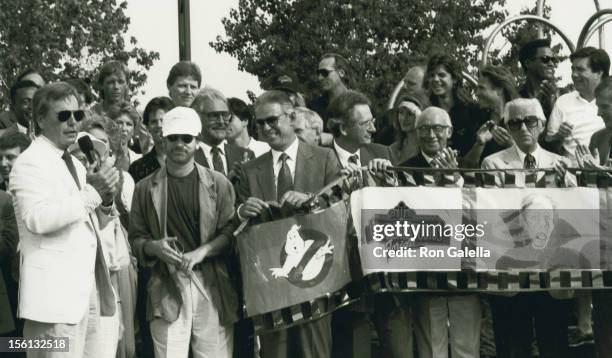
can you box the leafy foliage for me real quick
[0,0,159,108]
[211,0,507,110]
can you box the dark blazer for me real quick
[398,152,432,186]
[0,191,17,334]
[235,141,341,214]
[589,128,612,166]
[332,142,395,187]
[129,164,239,325]
[128,147,162,184]
[195,142,255,180]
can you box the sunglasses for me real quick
[317,69,336,78]
[536,56,557,64]
[57,110,85,122]
[166,134,194,143]
[507,116,540,130]
[256,113,286,127]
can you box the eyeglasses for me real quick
[256,113,287,127]
[507,116,540,130]
[317,69,336,78]
[166,134,194,143]
[57,110,85,122]
[416,125,450,135]
[536,56,557,64]
[203,111,231,122]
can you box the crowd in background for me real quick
[1,37,612,358]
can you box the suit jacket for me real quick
[397,152,433,186]
[0,191,16,333]
[589,127,612,166]
[481,146,570,187]
[129,163,239,325]
[235,141,341,205]
[9,136,115,324]
[195,142,255,180]
[332,142,395,187]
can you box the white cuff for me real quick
[81,184,102,213]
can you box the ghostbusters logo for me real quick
[270,224,334,288]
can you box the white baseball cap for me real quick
[68,132,107,158]
[162,106,202,137]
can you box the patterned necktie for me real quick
[277,153,293,201]
[524,153,536,169]
[348,154,363,188]
[211,146,226,174]
[62,151,81,189]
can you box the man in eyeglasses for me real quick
[545,47,609,160]
[191,88,254,181]
[235,89,342,358]
[129,106,239,357]
[518,38,559,120]
[9,82,120,357]
[310,53,351,122]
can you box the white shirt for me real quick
[513,144,544,167]
[198,140,228,174]
[546,90,605,156]
[248,137,270,158]
[333,140,360,168]
[271,138,299,186]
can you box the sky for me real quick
[124,0,612,109]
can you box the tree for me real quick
[211,0,507,110]
[0,0,159,108]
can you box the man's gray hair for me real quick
[415,106,452,128]
[191,87,227,113]
[503,98,546,125]
[295,107,323,131]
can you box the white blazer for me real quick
[9,136,114,324]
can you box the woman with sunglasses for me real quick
[424,54,489,165]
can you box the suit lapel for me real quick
[294,142,314,192]
[195,146,210,169]
[149,169,168,237]
[256,152,276,202]
[195,165,216,244]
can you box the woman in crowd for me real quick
[389,91,428,164]
[108,101,143,171]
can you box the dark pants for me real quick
[259,315,332,358]
[489,293,571,358]
[593,290,612,358]
[331,309,371,358]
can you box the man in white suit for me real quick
[9,82,119,358]
[482,97,573,358]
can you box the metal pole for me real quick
[178,0,191,61]
[536,0,545,38]
[594,0,604,48]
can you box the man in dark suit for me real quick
[0,191,18,341]
[235,90,342,358]
[191,88,254,182]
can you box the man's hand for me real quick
[279,191,310,208]
[144,237,183,266]
[180,247,207,272]
[432,148,459,169]
[341,162,362,178]
[367,158,393,173]
[576,144,603,169]
[555,122,574,140]
[539,79,558,98]
[238,197,269,218]
[87,163,120,203]
[491,126,513,147]
[476,121,494,145]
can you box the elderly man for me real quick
[545,47,609,159]
[396,107,478,358]
[9,82,119,357]
[235,89,341,358]
[167,61,202,107]
[191,88,254,180]
[293,107,323,146]
[129,107,238,357]
[482,98,573,358]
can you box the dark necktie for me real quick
[62,151,81,189]
[211,146,225,174]
[524,153,536,169]
[348,154,363,188]
[277,153,293,201]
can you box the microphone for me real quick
[78,135,98,170]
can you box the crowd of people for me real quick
[0,37,612,358]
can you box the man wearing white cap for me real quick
[129,107,239,357]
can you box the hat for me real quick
[396,90,429,110]
[263,71,303,94]
[68,132,107,157]
[162,106,202,137]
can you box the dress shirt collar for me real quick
[271,138,299,165]
[199,140,227,155]
[514,144,542,167]
[574,90,596,105]
[333,140,360,167]
[420,151,436,166]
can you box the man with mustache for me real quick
[545,47,609,159]
[191,88,254,181]
[129,107,238,357]
[235,89,342,358]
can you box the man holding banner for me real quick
[235,90,342,358]
[129,107,239,357]
[482,98,573,358]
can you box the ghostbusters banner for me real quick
[236,202,353,319]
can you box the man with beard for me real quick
[545,47,609,159]
[129,96,176,183]
[235,90,342,358]
[129,106,238,357]
[191,88,254,181]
